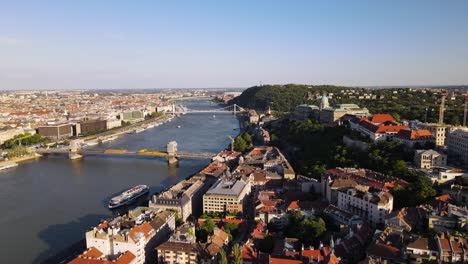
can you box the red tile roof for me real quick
[369,114,396,124]
[396,129,433,140]
[287,200,300,210]
[128,222,153,242]
[81,247,104,259]
[270,257,302,264]
[69,251,136,264]
[242,244,257,260]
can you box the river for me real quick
[0,98,239,264]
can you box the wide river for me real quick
[0,99,239,264]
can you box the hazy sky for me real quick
[1,0,468,90]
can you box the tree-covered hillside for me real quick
[230,84,348,112]
[231,84,467,125]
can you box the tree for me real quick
[219,248,228,264]
[391,112,401,121]
[242,132,253,147]
[232,243,242,264]
[233,136,247,152]
[223,222,239,241]
[258,235,275,253]
[204,219,215,234]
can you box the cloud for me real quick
[0,36,24,45]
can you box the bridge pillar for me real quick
[68,139,83,160]
[167,141,178,164]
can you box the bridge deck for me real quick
[36,149,214,159]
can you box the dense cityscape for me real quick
[0,86,467,263]
[2,1,468,264]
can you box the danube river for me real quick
[0,99,239,264]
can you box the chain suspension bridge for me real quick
[36,141,215,163]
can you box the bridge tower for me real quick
[68,139,83,160]
[167,141,178,164]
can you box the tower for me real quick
[320,92,329,110]
[167,141,178,164]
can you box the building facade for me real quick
[447,128,468,167]
[319,104,369,126]
[203,179,251,213]
[85,209,175,264]
[36,123,72,139]
[420,123,456,146]
[337,187,393,227]
[414,149,447,169]
[150,178,208,221]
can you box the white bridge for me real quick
[171,104,246,114]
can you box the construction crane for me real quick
[438,90,447,125]
[227,136,234,151]
[464,95,468,127]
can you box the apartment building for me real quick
[337,187,393,227]
[447,128,468,167]
[85,208,175,264]
[414,149,447,169]
[150,177,208,221]
[203,178,251,213]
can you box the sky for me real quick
[1,0,468,90]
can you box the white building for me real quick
[337,187,393,227]
[85,208,175,264]
[106,118,122,130]
[447,128,468,167]
[203,178,251,213]
[414,149,447,169]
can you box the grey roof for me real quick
[205,179,248,197]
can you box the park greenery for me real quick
[284,212,327,247]
[144,112,164,120]
[196,218,239,242]
[6,145,30,158]
[231,84,467,125]
[196,219,216,242]
[265,118,436,209]
[2,133,45,149]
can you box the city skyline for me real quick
[1,0,468,90]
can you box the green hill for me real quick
[230,84,466,125]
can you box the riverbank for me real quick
[0,153,41,167]
[80,114,172,143]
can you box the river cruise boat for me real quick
[108,185,149,209]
